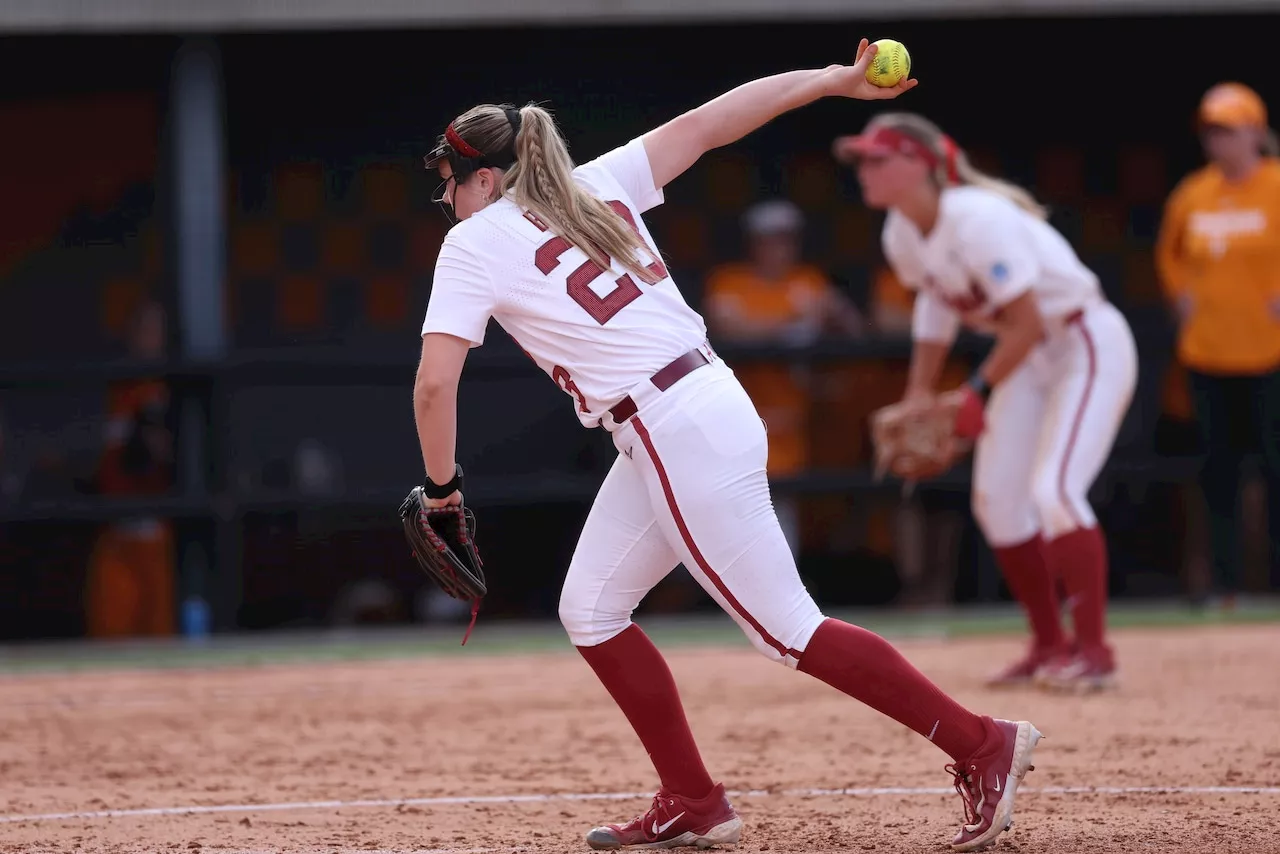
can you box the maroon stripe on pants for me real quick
[1057,320,1099,529]
[632,416,801,660]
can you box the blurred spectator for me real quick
[84,299,177,637]
[703,200,864,556]
[1155,82,1280,604]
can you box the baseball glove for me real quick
[399,487,486,643]
[869,390,973,484]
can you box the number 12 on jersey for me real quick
[527,201,668,325]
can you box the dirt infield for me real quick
[1,624,1278,853]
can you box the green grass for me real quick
[1,600,1277,676]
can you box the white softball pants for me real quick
[559,358,826,665]
[972,301,1139,546]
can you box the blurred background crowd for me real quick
[1,1,1278,642]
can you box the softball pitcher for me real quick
[412,41,1041,852]
[836,112,1138,692]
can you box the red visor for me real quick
[833,126,960,183]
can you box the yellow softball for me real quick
[865,39,911,88]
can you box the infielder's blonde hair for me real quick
[870,112,1050,221]
[448,103,663,285]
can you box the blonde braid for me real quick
[526,128,571,228]
[506,105,661,284]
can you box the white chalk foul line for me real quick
[3,785,1278,825]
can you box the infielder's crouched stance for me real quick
[410,40,1040,852]
[836,113,1139,693]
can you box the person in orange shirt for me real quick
[85,300,177,637]
[703,200,864,556]
[1156,82,1280,603]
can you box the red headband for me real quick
[445,123,482,159]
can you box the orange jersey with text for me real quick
[1156,159,1280,374]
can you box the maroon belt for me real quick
[608,346,713,424]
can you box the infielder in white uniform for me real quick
[835,112,1139,692]
[413,42,1041,852]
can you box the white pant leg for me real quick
[559,451,680,647]
[1030,303,1139,540]
[612,363,826,668]
[972,359,1048,547]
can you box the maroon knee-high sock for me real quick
[993,535,1068,651]
[797,619,990,762]
[577,624,715,799]
[1046,526,1110,653]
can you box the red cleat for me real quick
[984,643,1071,688]
[1035,645,1117,693]
[585,783,742,850]
[947,718,1043,852]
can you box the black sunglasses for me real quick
[432,173,463,225]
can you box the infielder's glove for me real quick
[869,390,974,485]
[399,486,486,644]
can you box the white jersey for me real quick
[881,185,1103,343]
[421,138,708,428]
